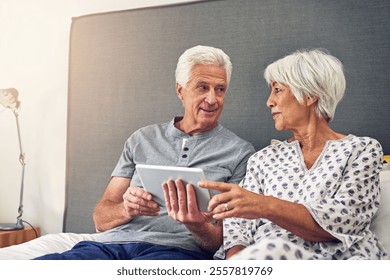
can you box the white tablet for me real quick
[135,164,211,212]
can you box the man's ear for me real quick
[176,82,184,100]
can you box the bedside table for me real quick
[0,226,40,248]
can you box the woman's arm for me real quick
[226,245,246,259]
[262,195,336,242]
[200,181,337,242]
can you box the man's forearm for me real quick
[186,221,223,252]
[93,200,131,232]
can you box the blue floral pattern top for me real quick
[215,135,388,260]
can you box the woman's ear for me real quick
[306,95,318,106]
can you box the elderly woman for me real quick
[200,49,388,260]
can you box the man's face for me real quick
[176,64,227,135]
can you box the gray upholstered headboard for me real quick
[64,0,390,233]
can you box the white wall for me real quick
[0,0,202,235]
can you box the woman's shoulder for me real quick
[250,139,291,159]
[341,134,382,150]
[340,135,383,165]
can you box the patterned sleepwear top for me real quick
[215,135,388,260]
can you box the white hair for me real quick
[264,49,346,121]
[175,45,232,87]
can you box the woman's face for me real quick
[266,82,311,131]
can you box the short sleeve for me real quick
[214,217,254,259]
[227,143,256,184]
[111,135,136,178]
[239,152,264,193]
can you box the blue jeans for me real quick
[34,241,213,260]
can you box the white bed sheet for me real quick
[0,232,99,260]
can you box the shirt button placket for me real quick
[178,141,193,166]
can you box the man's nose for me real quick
[205,90,217,104]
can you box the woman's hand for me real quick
[199,180,265,220]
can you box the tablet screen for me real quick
[135,164,211,212]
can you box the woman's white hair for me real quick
[175,45,232,87]
[264,49,346,121]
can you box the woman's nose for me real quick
[266,94,275,108]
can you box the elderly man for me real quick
[32,45,255,260]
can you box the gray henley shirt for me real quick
[96,117,255,253]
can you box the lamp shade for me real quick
[0,88,20,109]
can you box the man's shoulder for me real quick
[217,126,255,153]
[134,121,170,134]
[219,126,251,144]
[126,121,171,145]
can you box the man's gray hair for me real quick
[264,49,346,121]
[175,45,232,87]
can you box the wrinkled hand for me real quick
[162,179,212,224]
[199,180,264,220]
[122,186,160,217]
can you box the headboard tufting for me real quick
[65,0,390,233]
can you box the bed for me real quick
[1,0,389,259]
[64,0,390,252]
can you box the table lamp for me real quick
[0,88,25,230]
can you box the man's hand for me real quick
[162,179,212,224]
[163,179,223,252]
[123,186,160,217]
